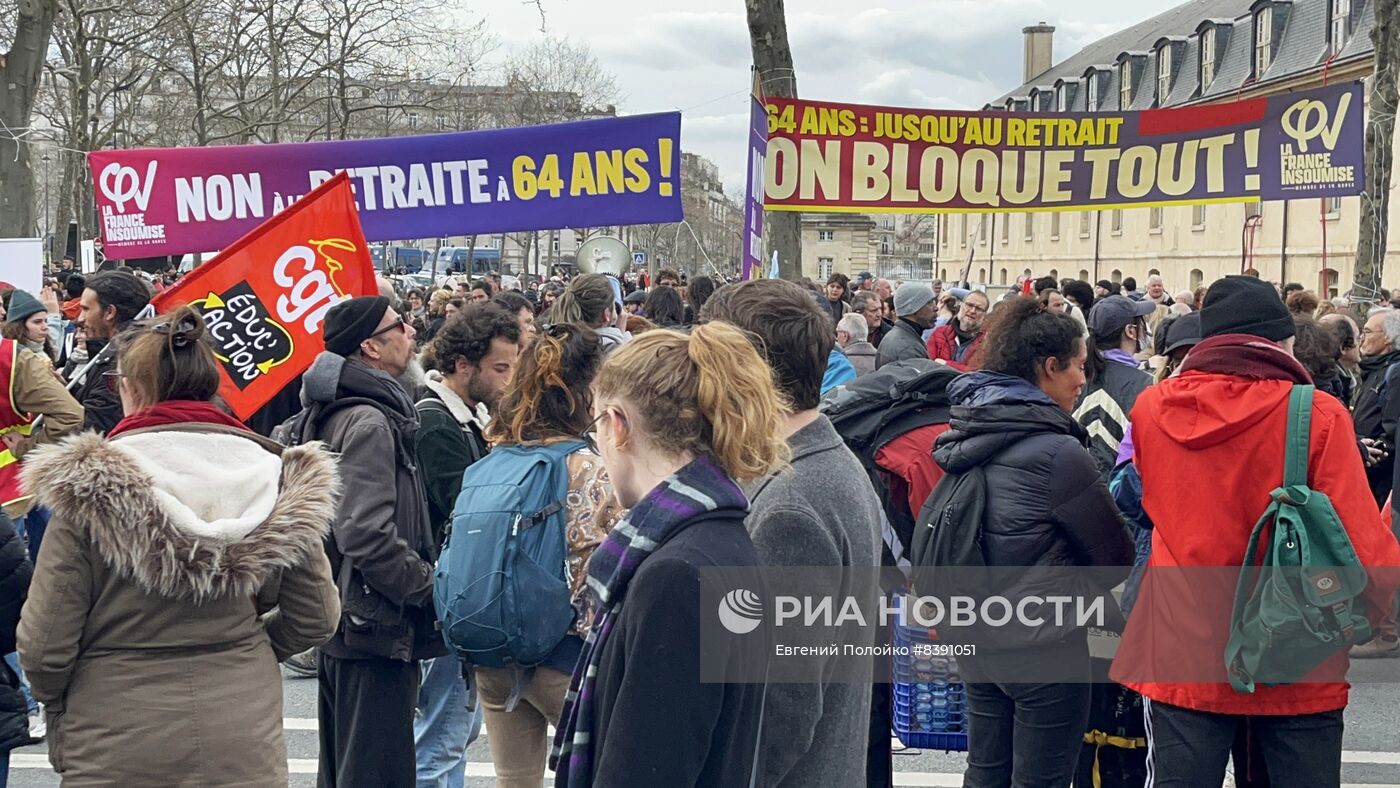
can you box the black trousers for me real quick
[317,652,420,788]
[961,637,1093,788]
[1144,699,1344,788]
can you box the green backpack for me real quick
[1225,385,1372,693]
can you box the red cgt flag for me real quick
[151,172,376,420]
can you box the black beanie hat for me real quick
[1200,276,1295,342]
[323,296,391,357]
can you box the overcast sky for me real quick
[469,0,1185,192]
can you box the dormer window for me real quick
[1331,0,1352,55]
[1201,29,1217,87]
[1056,84,1068,112]
[1120,61,1133,109]
[1254,5,1274,76]
[1157,47,1173,105]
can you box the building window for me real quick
[1331,0,1351,55]
[1087,75,1100,112]
[1080,211,1091,237]
[978,268,986,284]
[998,268,1008,285]
[1056,85,1068,112]
[1255,6,1274,76]
[979,216,988,244]
[1326,195,1343,217]
[1111,269,1123,283]
[1192,204,1207,229]
[1120,61,1134,109]
[1051,212,1062,240]
[1157,46,1173,105]
[818,230,835,242]
[1079,269,1089,281]
[1024,213,1034,241]
[1322,268,1340,299]
[1201,30,1217,88]
[961,216,968,247]
[1150,206,1163,231]
[1190,269,1204,290]
[1111,209,1124,234]
[1001,215,1010,244]
[408,112,420,129]
[818,257,834,280]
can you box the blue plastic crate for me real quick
[890,593,969,752]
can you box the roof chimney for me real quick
[1022,22,1055,83]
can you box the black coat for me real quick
[74,340,123,435]
[1354,350,1400,507]
[935,372,1133,649]
[590,513,767,787]
[0,513,32,753]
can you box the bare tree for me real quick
[0,0,58,238]
[1352,0,1398,317]
[745,0,800,280]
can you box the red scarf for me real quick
[1178,333,1313,384]
[61,298,81,321]
[107,399,249,438]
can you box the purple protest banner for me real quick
[741,94,768,281]
[762,83,1365,213]
[89,113,683,259]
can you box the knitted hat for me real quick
[323,296,391,357]
[6,290,45,325]
[893,282,937,317]
[1163,311,1203,354]
[1200,275,1295,342]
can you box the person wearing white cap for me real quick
[876,283,937,369]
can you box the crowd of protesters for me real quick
[0,254,1393,788]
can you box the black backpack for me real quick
[820,359,959,585]
[909,464,992,607]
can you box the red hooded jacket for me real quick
[1112,337,1400,715]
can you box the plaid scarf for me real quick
[549,454,749,788]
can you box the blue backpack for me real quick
[435,440,584,668]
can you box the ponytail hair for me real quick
[975,296,1083,386]
[113,305,221,411]
[592,322,790,483]
[550,273,614,328]
[487,322,602,445]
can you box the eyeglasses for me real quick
[366,315,407,341]
[961,303,987,314]
[581,411,608,454]
[102,369,126,394]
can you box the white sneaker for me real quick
[28,707,45,740]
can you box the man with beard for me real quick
[412,303,521,785]
[74,271,149,434]
[925,289,989,371]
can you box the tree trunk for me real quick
[1352,0,1398,320]
[0,0,59,238]
[745,0,801,281]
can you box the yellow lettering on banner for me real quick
[1199,133,1235,193]
[965,122,984,146]
[1007,118,1027,147]
[594,150,624,194]
[852,141,891,201]
[1104,118,1126,146]
[766,138,799,200]
[800,139,842,200]
[624,148,651,192]
[1025,121,1042,146]
[1002,151,1041,205]
[1118,146,1157,199]
[513,155,539,200]
[537,155,564,198]
[960,149,1000,206]
[1157,141,1198,196]
[918,147,959,202]
[1078,118,1099,146]
[570,152,597,196]
[798,106,820,135]
[890,145,919,202]
[1058,119,1079,146]
[1083,149,1122,199]
[1042,150,1075,202]
[838,110,857,137]
[983,118,1003,146]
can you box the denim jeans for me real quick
[414,656,483,788]
[2,655,34,715]
[960,636,1092,788]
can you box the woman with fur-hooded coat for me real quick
[16,307,341,787]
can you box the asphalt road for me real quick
[7,660,1398,786]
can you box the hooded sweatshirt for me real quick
[1113,336,1400,715]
